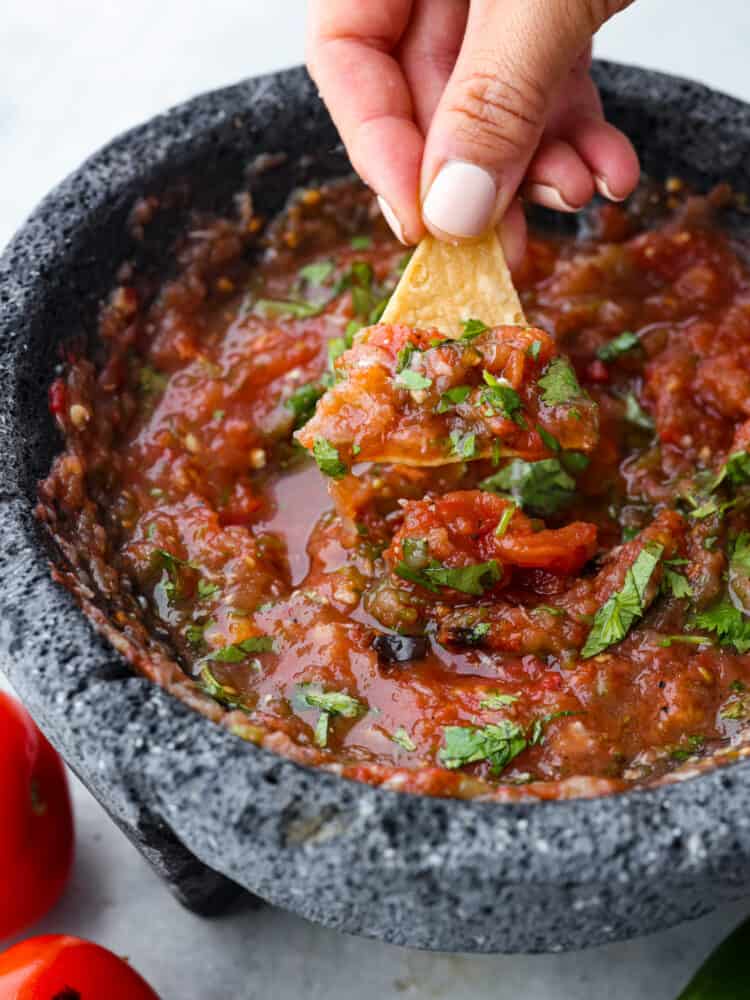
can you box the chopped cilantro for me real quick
[480,691,519,709]
[395,543,502,596]
[395,368,432,392]
[704,535,718,550]
[449,429,477,460]
[670,734,705,761]
[481,371,524,423]
[395,342,416,372]
[461,318,488,339]
[199,665,250,710]
[296,683,364,748]
[495,505,516,538]
[624,393,655,432]
[537,426,560,452]
[596,331,640,363]
[561,451,590,474]
[350,235,373,250]
[731,679,747,692]
[392,728,416,752]
[255,299,323,319]
[437,385,472,413]
[692,601,750,653]
[529,710,576,746]
[527,340,542,361]
[538,357,583,406]
[460,621,491,645]
[658,635,709,648]
[480,458,576,516]
[153,548,196,601]
[185,622,208,646]
[711,450,750,491]
[720,700,748,721]
[299,260,334,285]
[212,409,225,422]
[661,567,693,599]
[285,382,324,429]
[439,720,527,774]
[313,438,347,479]
[206,635,275,662]
[197,579,220,600]
[582,542,664,657]
[532,604,565,617]
[731,531,750,575]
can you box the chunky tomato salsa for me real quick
[38,178,750,801]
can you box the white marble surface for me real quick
[3,2,750,996]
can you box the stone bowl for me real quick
[2,61,750,954]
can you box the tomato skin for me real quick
[0,693,74,939]
[0,936,160,999]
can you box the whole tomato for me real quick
[0,692,74,938]
[0,936,160,999]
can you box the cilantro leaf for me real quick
[596,331,640,363]
[436,385,471,413]
[624,393,655,432]
[661,567,693,599]
[480,691,519,709]
[296,685,364,717]
[693,601,750,653]
[494,505,516,538]
[298,260,334,285]
[711,450,750,491]
[582,542,664,657]
[527,340,542,361]
[392,728,417,751]
[395,548,502,596]
[439,720,528,774]
[350,235,373,250]
[462,318,488,339]
[537,425,560,452]
[313,438,347,479]
[394,368,432,392]
[731,532,750,575]
[449,429,477,460]
[199,666,251,710]
[538,357,583,406]
[285,382,324,429]
[206,635,275,662]
[480,458,576,516]
[481,371,524,423]
[197,579,221,599]
[561,451,590,474]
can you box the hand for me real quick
[307,0,640,263]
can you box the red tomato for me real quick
[0,936,160,999]
[0,693,74,939]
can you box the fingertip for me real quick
[563,115,640,201]
[500,199,527,277]
[523,137,595,212]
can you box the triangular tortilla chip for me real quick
[381,229,525,336]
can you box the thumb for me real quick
[421,0,632,240]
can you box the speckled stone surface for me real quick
[2,62,750,954]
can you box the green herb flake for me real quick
[481,458,576,516]
[624,393,655,432]
[296,685,363,718]
[494,505,516,539]
[439,720,528,774]
[199,665,250,710]
[436,385,472,414]
[711,450,750,491]
[670,734,705,761]
[449,430,477,460]
[480,691,520,709]
[582,542,664,657]
[314,712,330,748]
[313,437,347,479]
[731,531,750,575]
[538,357,583,406]
[197,579,220,600]
[206,635,275,662]
[658,635,709,648]
[350,235,373,250]
[596,331,640,363]
[395,553,502,597]
[299,260,335,285]
[285,383,324,429]
[661,567,693,600]
[527,340,542,361]
[561,451,590,474]
[692,601,750,654]
[392,728,417,752]
[481,371,524,423]
[394,368,432,392]
[537,426,560,452]
[532,604,565,617]
[139,366,168,395]
[212,409,225,422]
[461,318,488,340]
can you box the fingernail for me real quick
[423,161,497,238]
[377,195,408,245]
[594,174,625,202]
[526,183,580,213]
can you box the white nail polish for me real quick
[594,174,625,202]
[423,161,497,239]
[527,183,579,213]
[377,195,407,245]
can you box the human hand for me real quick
[307,1,640,263]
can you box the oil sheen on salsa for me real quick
[38,179,750,801]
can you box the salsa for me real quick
[37,178,750,801]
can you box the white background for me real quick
[2,2,750,997]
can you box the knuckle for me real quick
[579,0,633,32]
[448,65,546,155]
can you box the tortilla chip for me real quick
[381,229,525,336]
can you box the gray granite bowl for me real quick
[2,61,750,954]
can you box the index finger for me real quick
[306,0,426,244]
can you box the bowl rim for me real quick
[2,59,750,951]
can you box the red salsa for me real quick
[37,178,750,801]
